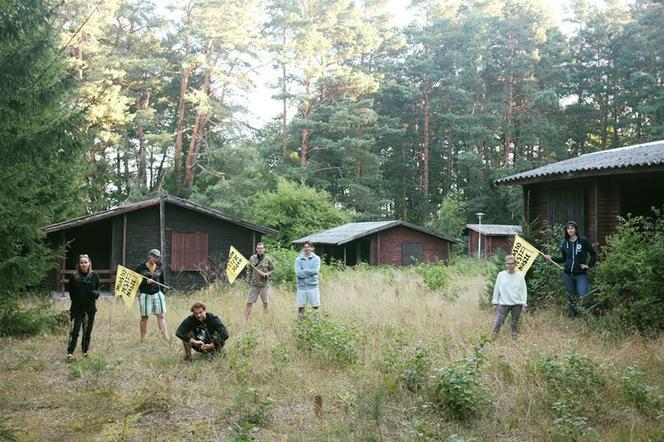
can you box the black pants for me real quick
[67,311,95,354]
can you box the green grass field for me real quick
[1,260,663,441]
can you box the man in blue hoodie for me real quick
[544,220,597,316]
[294,240,321,318]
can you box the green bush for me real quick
[429,348,488,420]
[415,263,450,291]
[522,223,568,310]
[264,246,299,286]
[0,297,68,337]
[594,212,664,336]
[619,365,663,419]
[229,329,259,374]
[293,316,360,367]
[535,351,605,396]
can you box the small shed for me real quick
[464,224,522,258]
[496,140,664,246]
[292,221,460,266]
[43,195,277,293]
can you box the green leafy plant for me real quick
[293,316,360,367]
[416,264,450,291]
[594,212,664,336]
[0,298,68,337]
[429,348,488,420]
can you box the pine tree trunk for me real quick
[174,66,192,194]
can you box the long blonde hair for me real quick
[74,254,94,280]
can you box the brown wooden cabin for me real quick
[464,224,521,258]
[292,221,460,266]
[43,195,277,293]
[496,140,664,246]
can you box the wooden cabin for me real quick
[496,140,664,245]
[293,221,460,266]
[464,224,521,258]
[43,195,276,293]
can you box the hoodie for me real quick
[551,221,597,275]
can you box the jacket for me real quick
[552,236,597,275]
[135,260,166,294]
[176,312,229,348]
[246,254,275,287]
[294,252,320,290]
[69,272,100,314]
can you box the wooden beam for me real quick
[122,214,127,266]
[159,194,166,269]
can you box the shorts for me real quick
[247,285,270,304]
[139,292,166,316]
[297,287,320,308]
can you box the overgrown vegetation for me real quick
[1,263,663,440]
[293,315,361,367]
[594,213,664,336]
[0,298,68,337]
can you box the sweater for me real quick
[69,272,100,314]
[492,270,528,306]
[294,252,320,290]
[176,312,229,347]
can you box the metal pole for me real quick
[475,212,485,258]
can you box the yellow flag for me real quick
[512,235,541,274]
[226,246,249,284]
[115,265,143,307]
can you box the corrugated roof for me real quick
[44,195,278,235]
[292,221,460,245]
[496,140,664,185]
[465,224,522,236]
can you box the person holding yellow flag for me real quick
[136,249,169,340]
[544,221,597,317]
[245,242,275,319]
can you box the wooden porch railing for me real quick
[59,269,116,293]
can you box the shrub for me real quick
[619,365,663,419]
[293,316,360,367]
[535,351,605,396]
[429,348,488,420]
[415,263,450,291]
[522,223,568,310]
[0,298,68,337]
[594,212,664,336]
[229,329,259,374]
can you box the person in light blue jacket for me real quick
[294,240,321,318]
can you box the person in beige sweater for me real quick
[491,255,528,338]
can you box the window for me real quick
[171,232,208,271]
[402,242,423,265]
[548,189,585,233]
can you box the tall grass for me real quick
[0,257,662,440]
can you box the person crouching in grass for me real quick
[176,302,229,360]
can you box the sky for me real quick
[242,0,573,127]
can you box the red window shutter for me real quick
[171,232,208,271]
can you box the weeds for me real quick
[429,348,488,420]
[416,263,450,291]
[293,315,360,366]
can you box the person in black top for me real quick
[135,249,169,340]
[67,254,100,361]
[176,302,229,360]
[544,220,597,316]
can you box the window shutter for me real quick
[171,232,208,271]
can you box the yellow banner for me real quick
[115,265,143,307]
[512,235,541,274]
[226,246,249,284]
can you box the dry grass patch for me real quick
[1,259,663,440]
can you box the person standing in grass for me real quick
[295,240,321,319]
[245,242,275,319]
[176,302,229,360]
[136,249,169,340]
[544,220,597,317]
[491,255,527,338]
[67,254,100,361]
